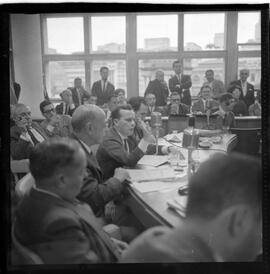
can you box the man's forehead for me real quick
[17,105,30,114]
[120,109,134,118]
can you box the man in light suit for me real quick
[192,85,219,114]
[91,66,115,106]
[14,138,127,264]
[69,77,90,107]
[144,93,164,116]
[229,69,255,108]
[10,103,48,160]
[121,153,262,262]
[144,70,169,107]
[169,60,192,106]
[55,89,76,116]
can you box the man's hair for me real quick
[200,85,212,93]
[111,104,133,121]
[128,97,146,112]
[171,91,180,97]
[71,104,101,133]
[144,92,156,98]
[219,93,233,103]
[115,88,125,96]
[13,103,29,119]
[74,77,82,82]
[186,153,261,220]
[240,68,250,74]
[108,92,119,102]
[39,100,53,113]
[29,138,83,183]
[172,60,181,68]
[100,66,109,72]
[205,69,214,75]
[227,84,241,94]
[60,89,71,98]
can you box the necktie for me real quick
[27,128,40,145]
[102,81,106,93]
[77,88,82,105]
[123,139,129,153]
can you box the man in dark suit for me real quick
[144,70,169,106]
[229,85,248,116]
[91,66,115,106]
[144,93,164,116]
[163,92,190,116]
[14,138,126,264]
[71,105,139,242]
[55,89,76,116]
[229,69,255,108]
[121,153,262,262]
[10,103,48,160]
[169,60,192,106]
[69,77,90,107]
[192,85,219,114]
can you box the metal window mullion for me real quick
[84,14,91,92]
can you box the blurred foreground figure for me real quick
[121,153,262,262]
[14,138,127,264]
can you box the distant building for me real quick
[184,42,202,51]
[96,43,125,53]
[254,21,260,42]
[144,37,170,51]
[214,33,224,48]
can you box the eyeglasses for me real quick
[18,111,31,118]
[43,108,55,114]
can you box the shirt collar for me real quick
[80,139,92,154]
[33,186,62,200]
[114,128,127,142]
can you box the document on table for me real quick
[126,166,175,182]
[137,155,169,167]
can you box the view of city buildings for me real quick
[46,18,260,99]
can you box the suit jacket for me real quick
[248,103,261,116]
[71,133,124,216]
[232,100,248,116]
[146,105,164,116]
[215,111,236,129]
[144,79,169,106]
[69,87,90,107]
[91,80,115,106]
[121,226,215,262]
[191,99,219,114]
[96,127,164,180]
[231,80,255,108]
[163,103,190,116]
[14,188,119,264]
[40,115,72,138]
[202,80,225,99]
[55,102,76,116]
[168,74,192,106]
[10,122,48,160]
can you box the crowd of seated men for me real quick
[10,61,262,264]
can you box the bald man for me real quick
[144,70,169,107]
[229,69,255,108]
[55,89,76,116]
[10,103,48,160]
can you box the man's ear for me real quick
[55,173,66,190]
[112,118,119,127]
[226,205,250,238]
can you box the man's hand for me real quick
[171,104,179,115]
[111,238,129,255]
[49,115,60,126]
[113,168,130,183]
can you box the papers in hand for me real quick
[137,155,169,167]
[167,196,187,218]
[126,166,175,182]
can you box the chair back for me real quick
[11,224,43,264]
[15,173,35,198]
[167,115,189,133]
[10,159,30,183]
[230,127,261,156]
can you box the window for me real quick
[238,57,261,88]
[183,58,225,96]
[237,12,260,47]
[137,15,178,52]
[90,16,126,53]
[184,13,225,51]
[90,60,126,91]
[45,17,84,54]
[138,59,175,96]
[45,61,85,98]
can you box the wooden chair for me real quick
[230,128,261,156]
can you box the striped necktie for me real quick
[123,139,129,153]
[27,128,40,145]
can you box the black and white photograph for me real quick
[1,1,269,272]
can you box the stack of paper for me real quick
[137,155,169,167]
[131,181,183,193]
[167,196,188,218]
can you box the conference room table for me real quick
[125,132,237,229]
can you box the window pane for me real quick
[184,13,225,51]
[90,60,126,91]
[238,44,261,51]
[137,15,178,52]
[238,57,261,88]
[45,61,85,98]
[237,12,261,44]
[91,16,126,53]
[45,17,84,54]
[138,59,175,96]
[183,58,225,96]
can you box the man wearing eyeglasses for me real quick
[10,103,48,160]
[163,92,190,116]
[229,69,255,108]
[40,100,72,138]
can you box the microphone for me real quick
[150,112,162,155]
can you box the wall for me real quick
[11,14,43,118]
